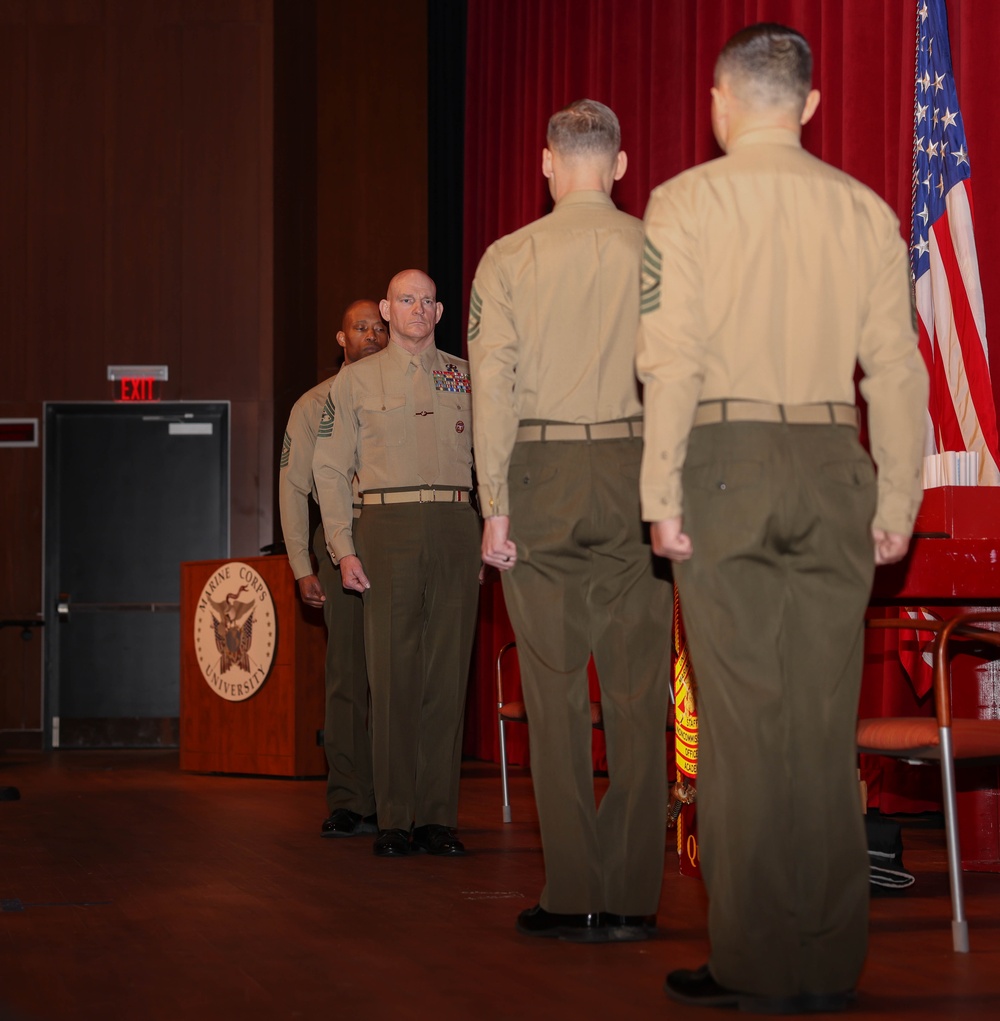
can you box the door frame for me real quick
[42,401,231,749]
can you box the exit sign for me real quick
[118,377,159,401]
[107,364,167,402]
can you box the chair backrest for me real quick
[930,612,1000,728]
[495,641,519,708]
[867,612,1000,730]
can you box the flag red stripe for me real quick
[915,315,940,449]
[916,294,966,452]
[928,316,967,451]
[929,201,1000,458]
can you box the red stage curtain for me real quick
[461,1,1000,795]
[463,0,1000,370]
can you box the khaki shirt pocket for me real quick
[437,392,473,462]
[359,393,408,449]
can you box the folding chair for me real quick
[495,641,606,822]
[859,610,1000,952]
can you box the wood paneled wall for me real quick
[0,0,432,744]
[0,0,276,740]
[315,0,429,380]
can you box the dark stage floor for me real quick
[1,751,999,1020]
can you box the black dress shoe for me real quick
[515,904,609,943]
[665,965,853,1014]
[410,824,466,856]
[602,913,656,942]
[320,808,378,838]
[373,828,411,857]
[664,966,740,1009]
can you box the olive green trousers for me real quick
[356,502,481,831]
[675,421,876,998]
[313,523,375,817]
[502,436,673,915]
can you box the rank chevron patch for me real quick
[467,284,483,343]
[641,236,662,315]
[317,394,335,438]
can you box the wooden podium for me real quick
[180,555,328,777]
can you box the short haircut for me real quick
[342,299,379,333]
[546,99,621,159]
[715,23,812,112]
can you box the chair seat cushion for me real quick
[499,701,527,722]
[857,717,1000,760]
[499,701,604,726]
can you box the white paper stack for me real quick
[922,451,981,488]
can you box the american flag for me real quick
[898,606,938,699]
[911,0,1000,484]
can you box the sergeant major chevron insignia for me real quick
[467,284,483,343]
[318,393,336,438]
[641,236,662,315]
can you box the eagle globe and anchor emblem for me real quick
[193,562,277,701]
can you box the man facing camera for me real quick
[313,269,481,858]
[279,299,387,838]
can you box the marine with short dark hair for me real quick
[469,98,673,944]
[279,299,387,839]
[639,23,928,1012]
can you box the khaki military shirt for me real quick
[278,376,336,580]
[312,339,474,561]
[638,127,928,535]
[467,190,644,517]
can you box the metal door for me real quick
[44,403,229,748]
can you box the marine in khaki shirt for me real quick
[470,187,644,520]
[638,127,926,541]
[314,336,474,565]
[312,269,480,859]
[280,380,355,584]
[637,24,929,1013]
[468,100,672,943]
[278,299,387,837]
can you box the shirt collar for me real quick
[418,345,438,373]
[727,126,803,153]
[388,338,438,373]
[553,189,616,211]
